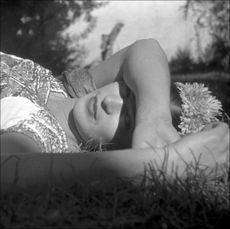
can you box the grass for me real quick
[1,163,229,229]
[1,72,230,229]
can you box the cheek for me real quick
[96,114,120,143]
[73,98,93,141]
[73,99,120,144]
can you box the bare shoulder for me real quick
[1,132,41,154]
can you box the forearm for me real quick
[1,148,174,194]
[2,140,224,194]
[90,39,171,120]
[90,46,130,88]
[122,39,171,122]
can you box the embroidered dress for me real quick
[0,52,95,153]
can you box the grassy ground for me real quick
[1,72,230,229]
[1,165,229,229]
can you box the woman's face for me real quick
[72,81,135,149]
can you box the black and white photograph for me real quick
[1,0,229,228]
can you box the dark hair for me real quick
[170,83,182,131]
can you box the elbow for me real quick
[126,38,166,61]
[132,38,162,51]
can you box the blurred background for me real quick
[1,0,229,114]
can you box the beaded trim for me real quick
[0,52,70,153]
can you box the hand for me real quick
[132,117,181,149]
[171,122,229,170]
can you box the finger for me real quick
[189,122,229,145]
[203,122,228,136]
[203,122,219,131]
[131,135,151,149]
[167,129,181,143]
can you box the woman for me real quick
[1,39,229,193]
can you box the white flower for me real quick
[175,82,223,135]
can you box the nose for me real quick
[101,95,123,115]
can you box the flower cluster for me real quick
[175,82,223,135]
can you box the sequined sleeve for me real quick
[0,52,74,153]
[61,68,97,98]
[2,109,69,153]
[0,52,68,105]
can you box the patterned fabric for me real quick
[0,52,90,153]
[61,68,97,98]
[0,52,68,105]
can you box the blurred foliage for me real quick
[169,47,212,74]
[0,0,106,75]
[169,48,195,74]
[182,0,230,72]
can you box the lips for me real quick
[88,95,97,120]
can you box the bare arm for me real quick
[1,123,228,194]
[90,39,179,148]
[91,39,170,111]
[1,147,162,194]
[1,133,41,154]
[122,39,171,118]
